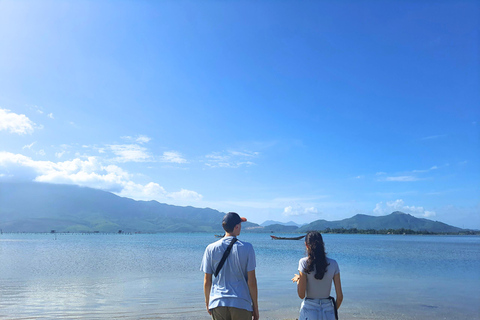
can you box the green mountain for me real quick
[0,182,466,234]
[298,212,463,233]
[0,182,257,233]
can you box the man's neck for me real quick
[225,232,236,237]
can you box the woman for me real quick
[292,231,343,320]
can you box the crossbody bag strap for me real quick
[328,296,339,320]
[214,237,238,277]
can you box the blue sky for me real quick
[1,1,479,228]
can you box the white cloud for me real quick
[412,165,446,173]
[121,135,152,144]
[0,108,36,134]
[283,204,319,216]
[373,202,384,215]
[379,164,447,182]
[373,199,436,218]
[205,150,258,168]
[423,210,436,218]
[117,183,202,203]
[304,207,318,214]
[118,181,167,199]
[422,134,447,140]
[0,152,203,205]
[23,142,36,150]
[136,135,151,144]
[283,206,294,215]
[229,151,259,157]
[55,151,66,158]
[30,105,43,114]
[161,151,187,164]
[5,155,133,191]
[109,144,153,163]
[169,189,203,201]
[212,194,329,212]
[384,176,420,182]
[27,105,51,122]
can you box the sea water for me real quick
[0,233,479,319]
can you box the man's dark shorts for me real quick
[211,306,252,320]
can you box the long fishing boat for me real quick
[270,235,306,240]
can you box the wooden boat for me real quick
[270,235,306,240]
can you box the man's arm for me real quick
[203,273,213,315]
[247,269,259,320]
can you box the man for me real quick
[201,212,259,320]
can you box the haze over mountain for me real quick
[261,220,303,227]
[0,182,468,234]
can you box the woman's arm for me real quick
[333,273,343,309]
[296,271,307,299]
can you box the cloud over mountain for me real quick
[0,152,202,205]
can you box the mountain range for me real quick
[0,182,467,234]
[297,211,463,233]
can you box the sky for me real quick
[0,1,479,229]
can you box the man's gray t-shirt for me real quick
[298,257,339,299]
[201,236,256,311]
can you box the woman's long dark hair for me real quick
[304,231,329,280]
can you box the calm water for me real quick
[0,233,479,320]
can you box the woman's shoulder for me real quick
[298,256,308,267]
[327,257,340,272]
[299,256,308,263]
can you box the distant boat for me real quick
[270,235,306,240]
[214,234,225,238]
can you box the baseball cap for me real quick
[222,212,247,230]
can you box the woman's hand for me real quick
[291,274,300,283]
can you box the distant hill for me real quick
[0,182,258,233]
[0,182,467,234]
[298,212,464,233]
[261,220,303,227]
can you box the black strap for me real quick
[328,296,338,320]
[214,238,237,277]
